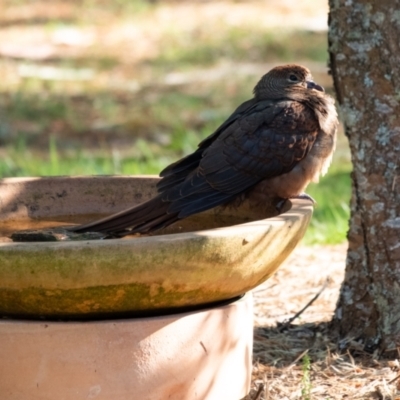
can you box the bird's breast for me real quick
[248,131,335,200]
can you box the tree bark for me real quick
[328,0,400,354]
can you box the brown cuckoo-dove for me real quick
[71,64,338,237]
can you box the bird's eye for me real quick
[288,74,298,82]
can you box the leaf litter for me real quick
[244,244,400,400]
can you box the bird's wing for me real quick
[156,98,259,192]
[71,100,320,235]
[163,100,319,218]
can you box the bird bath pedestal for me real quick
[0,176,313,400]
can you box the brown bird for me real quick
[71,64,338,237]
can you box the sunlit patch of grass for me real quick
[156,29,328,68]
[0,138,171,177]
[304,168,352,245]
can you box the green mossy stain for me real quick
[0,283,226,318]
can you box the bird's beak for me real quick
[306,81,324,92]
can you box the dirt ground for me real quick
[247,244,400,400]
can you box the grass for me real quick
[301,353,312,400]
[155,29,328,68]
[0,0,351,244]
[305,164,351,245]
[0,137,171,177]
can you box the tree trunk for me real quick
[328,0,400,354]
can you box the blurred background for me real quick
[0,0,351,244]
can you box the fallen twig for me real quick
[278,277,330,331]
[252,383,264,400]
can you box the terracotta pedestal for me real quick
[0,293,253,400]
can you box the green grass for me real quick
[0,137,171,177]
[304,167,351,245]
[301,353,312,400]
[156,29,328,68]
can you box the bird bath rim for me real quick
[0,176,313,319]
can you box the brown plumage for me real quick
[71,64,338,237]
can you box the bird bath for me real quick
[0,176,313,400]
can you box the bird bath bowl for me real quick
[0,176,313,400]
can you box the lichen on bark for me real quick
[328,0,400,353]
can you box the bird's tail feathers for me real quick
[69,195,177,236]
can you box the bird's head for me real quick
[253,64,324,100]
